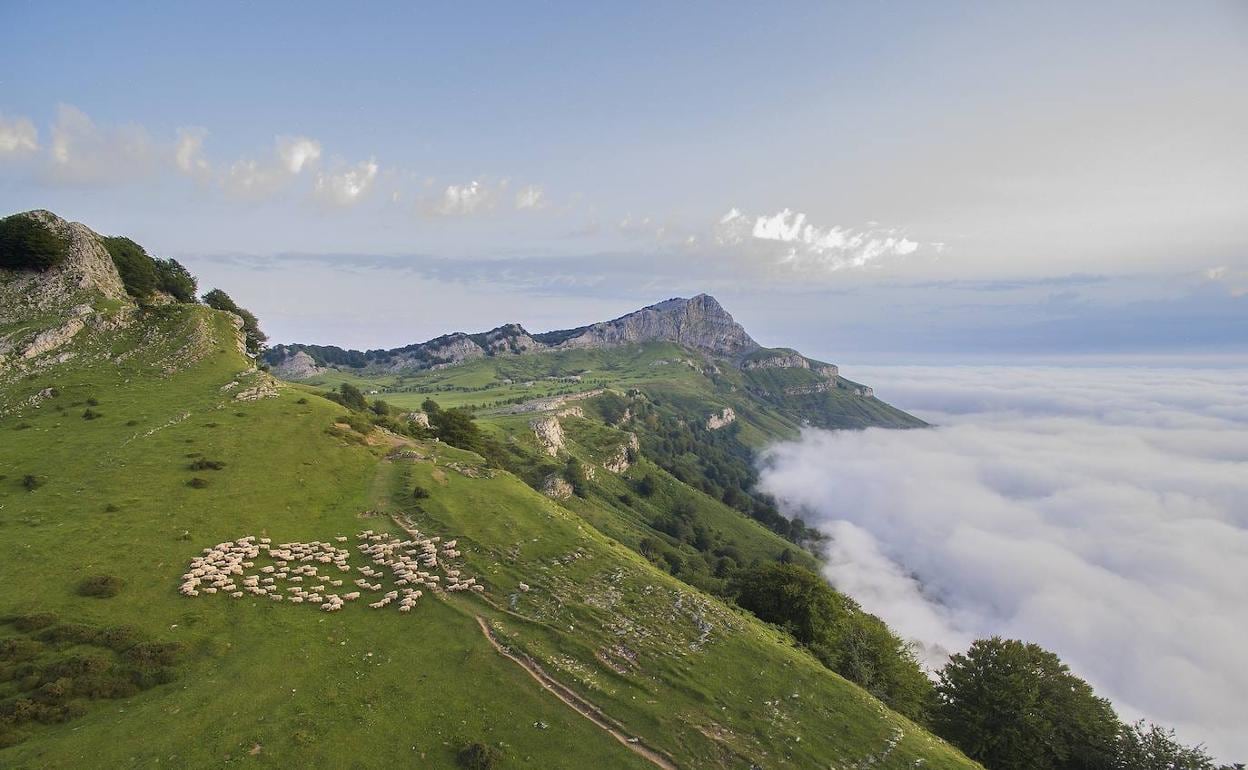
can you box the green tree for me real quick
[153,258,197,302]
[102,237,158,297]
[0,215,69,271]
[202,288,267,354]
[731,563,932,722]
[934,637,1120,770]
[1115,720,1234,770]
[337,383,368,411]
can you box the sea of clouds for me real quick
[757,364,1248,761]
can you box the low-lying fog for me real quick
[759,364,1248,760]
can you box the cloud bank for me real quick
[758,364,1248,761]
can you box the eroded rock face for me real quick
[20,317,85,359]
[404,411,431,428]
[542,473,573,499]
[269,350,326,379]
[603,433,640,473]
[706,407,736,430]
[530,415,565,456]
[741,351,810,370]
[0,210,128,324]
[550,294,759,356]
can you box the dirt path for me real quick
[473,616,677,770]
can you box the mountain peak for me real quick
[542,293,759,357]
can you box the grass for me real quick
[0,301,974,768]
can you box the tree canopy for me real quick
[731,563,932,722]
[933,637,1120,770]
[202,288,267,355]
[0,215,69,271]
[103,236,159,298]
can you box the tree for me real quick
[102,237,159,297]
[337,383,368,411]
[153,258,197,302]
[202,288,267,354]
[934,637,1120,770]
[1115,721,1230,770]
[0,215,69,271]
[731,563,933,722]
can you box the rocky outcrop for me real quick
[531,416,565,456]
[20,317,85,359]
[0,210,128,325]
[542,294,758,357]
[269,349,325,379]
[854,386,874,397]
[542,473,573,499]
[783,382,836,396]
[404,411,431,428]
[741,350,809,370]
[706,407,736,430]
[603,433,640,473]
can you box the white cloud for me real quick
[223,158,284,199]
[314,158,379,206]
[717,207,926,272]
[0,114,39,156]
[45,104,155,183]
[173,127,211,178]
[515,184,545,210]
[436,179,494,215]
[276,135,321,174]
[758,364,1248,762]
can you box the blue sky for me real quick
[2,1,1245,357]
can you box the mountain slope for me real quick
[0,211,974,768]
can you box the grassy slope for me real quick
[1,308,974,768]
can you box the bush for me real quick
[187,477,209,489]
[187,458,225,471]
[456,742,502,770]
[102,237,158,298]
[411,485,431,500]
[0,215,69,271]
[77,575,125,599]
[82,408,101,420]
[21,474,43,491]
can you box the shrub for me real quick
[187,477,209,489]
[21,474,42,491]
[77,575,125,599]
[295,397,308,404]
[85,397,99,406]
[0,215,69,271]
[456,742,502,770]
[411,485,431,500]
[12,613,59,633]
[187,458,225,471]
[82,408,101,420]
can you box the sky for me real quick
[759,364,1248,761]
[1,1,1246,356]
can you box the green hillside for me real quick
[0,212,976,768]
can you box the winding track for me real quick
[473,616,677,770]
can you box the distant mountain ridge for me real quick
[267,294,805,376]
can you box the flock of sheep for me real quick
[179,529,484,613]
